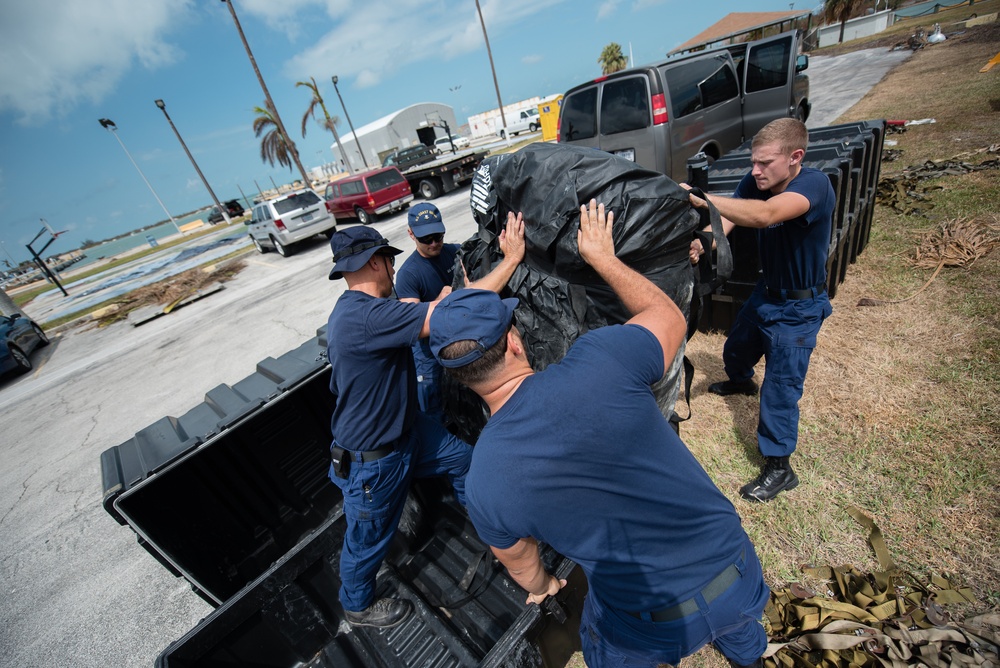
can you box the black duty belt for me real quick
[626,562,741,623]
[765,284,825,301]
[351,443,396,462]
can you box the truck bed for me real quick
[100,331,583,667]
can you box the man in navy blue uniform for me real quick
[394,203,462,422]
[325,220,524,629]
[688,118,836,502]
[430,200,770,668]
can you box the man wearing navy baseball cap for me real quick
[324,216,525,630]
[431,200,770,668]
[395,202,524,423]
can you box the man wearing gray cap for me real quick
[325,218,524,629]
[430,200,769,668]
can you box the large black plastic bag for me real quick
[444,143,702,443]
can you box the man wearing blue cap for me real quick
[394,202,462,421]
[430,200,770,668]
[325,217,525,629]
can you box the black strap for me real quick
[670,191,733,434]
[687,187,733,297]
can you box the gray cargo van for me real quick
[558,31,809,181]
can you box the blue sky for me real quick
[0,0,820,266]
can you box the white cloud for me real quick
[252,0,567,90]
[597,0,621,20]
[522,54,543,65]
[0,0,194,124]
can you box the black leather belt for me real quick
[626,562,741,623]
[766,284,824,301]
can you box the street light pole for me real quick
[155,99,231,225]
[331,76,370,170]
[98,118,181,235]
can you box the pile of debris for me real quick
[93,260,245,327]
[877,145,999,216]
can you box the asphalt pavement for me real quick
[0,47,911,667]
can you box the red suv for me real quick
[324,167,413,225]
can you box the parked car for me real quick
[433,134,471,154]
[245,189,336,257]
[558,30,809,181]
[323,167,413,225]
[207,200,245,224]
[1,313,49,377]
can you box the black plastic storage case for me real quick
[100,329,584,667]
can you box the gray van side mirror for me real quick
[795,54,809,72]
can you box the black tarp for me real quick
[444,143,729,442]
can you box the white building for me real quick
[329,102,459,173]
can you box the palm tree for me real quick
[824,0,865,44]
[296,77,352,174]
[253,102,296,172]
[598,42,628,75]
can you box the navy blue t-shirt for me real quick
[395,243,460,379]
[466,324,748,611]
[326,290,429,450]
[735,166,835,291]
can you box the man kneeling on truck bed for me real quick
[430,200,770,667]
[324,218,525,628]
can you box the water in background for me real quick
[74,208,241,270]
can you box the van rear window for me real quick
[560,88,597,141]
[599,77,650,135]
[366,169,404,191]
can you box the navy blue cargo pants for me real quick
[328,411,471,612]
[722,283,832,457]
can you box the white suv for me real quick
[433,134,471,154]
[246,189,336,257]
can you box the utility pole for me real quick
[475,0,508,141]
[220,0,311,187]
[331,76,370,170]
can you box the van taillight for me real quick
[556,117,561,142]
[274,219,287,231]
[652,93,668,125]
[368,196,375,208]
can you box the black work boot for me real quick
[344,598,413,628]
[708,378,759,397]
[740,456,798,502]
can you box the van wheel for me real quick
[271,236,290,257]
[252,236,267,254]
[499,129,507,139]
[419,179,441,199]
[795,103,808,122]
[529,123,539,132]
[355,207,373,225]
[8,345,31,373]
